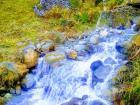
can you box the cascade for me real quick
[6,25,137,105]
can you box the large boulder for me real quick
[90,60,103,71]
[93,65,111,80]
[45,51,65,63]
[23,48,39,69]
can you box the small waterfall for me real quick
[6,25,137,105]
[96,0,107,28]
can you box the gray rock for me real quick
[45,51,65,63]
[21,74,36,91]
[74,45,86,52]
[94,65,111,80]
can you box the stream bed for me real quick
[6,26,137,105]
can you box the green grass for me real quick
[0,0,101,61]
[0,0,46,61]
[0,0,126,62]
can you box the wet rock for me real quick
[21,74,36,91]
[116,54,127,61]
[82,95,88,100]
[91,100,105,105]
[117,25,125,30]
[4,93,13,102]
[66,50,78,60]
[86,44,104,54]
[93,65,111,80]
[134,24,140,32]
[90,60,103,71]
[91,74,103,87]
[23,48,39,69]
[45,51,65,63]
[104,57,116,65]
[115,42,127,54]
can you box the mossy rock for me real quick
[23,48,39,69]
[66,50,78,59]
[133,35,140,46]
[45,52,65,64]
[0,62,28,92]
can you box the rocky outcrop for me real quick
[34,0,70,16]
[109,5,140,28]
[40,0,70,10]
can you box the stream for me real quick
[6,25,137,105]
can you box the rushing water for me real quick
[6,26,136,105]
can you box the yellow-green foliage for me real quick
[0,0,125,61]
[43,4,101,38]
[0,67,19,89]
[113,46,140,105]
[0,0,46,61]
[132,34,140,46]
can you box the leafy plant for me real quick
[75,12,89,23]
